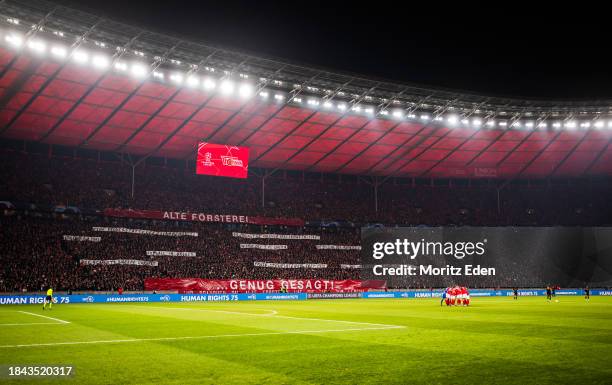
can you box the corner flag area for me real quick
[0,297,610,384]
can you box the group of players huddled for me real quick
[440,286,470,306]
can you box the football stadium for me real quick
[0,1,611,384]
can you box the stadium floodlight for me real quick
[608,120,612,128]
[472,118,482,127]
[537,122,548,130]
[307,98,320,106]
[202,77,216,90]
[50,45,67,59]
[447,115,459,125]
[499,121,508,127]
[92,54,109,70]
[580,122,591,129]
[351,105,361,112]
[323,101,333,109]
[186,76,200,87]
[169,73,183,84]
[420,114,430,121]
[407,113,416,119]
[259,91,269,99]
[130,63,148,78]
[5,33,23,48]
[364,107,374,115]
[337,103,347,111]
[27,39,46,54]
[434,116,443,121]
[486,120,495,127]
[219,79,235,95]
[379,110,389,116]
[552,122,562,129]
[152,71,164,80]
[114,61,127,71]
[525,121,534,129]
[564,120,577,129]
[392,110,403,119]
[72,50,89,64]
[594,121,604,129]
[274,93,284,101]
[461,118,469,125]
[238,83,254,98]
[293,97,302,103]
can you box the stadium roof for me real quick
[0,0,611,179]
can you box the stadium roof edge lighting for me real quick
[0,5,609,148]
[0,0,610,129]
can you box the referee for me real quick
[43,287,53,310]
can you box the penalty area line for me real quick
[18,311,70,324]
[137,306,400,328]
[0,325,404,348]
[0,322,65,326]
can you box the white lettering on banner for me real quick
[63,235,101,242]
[253,261,327,269]
[92,227,198,237]
[233,232,320,240]
[163,212,249,223]
[146,251,196,257]
[316,245,361,250]
[340,264,362,269]
[229,280,276,291]
[240,244,288,250]
[80,259,158,267]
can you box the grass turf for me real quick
[0,296,610,385]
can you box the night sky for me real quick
[56,1,611,100]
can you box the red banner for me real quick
[196,142,249,179]
[103,208,304,226]
[145,278,387,293]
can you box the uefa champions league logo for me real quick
[202,152,214,166]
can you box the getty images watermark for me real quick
[360,227,497,279]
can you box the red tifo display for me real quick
[145,279,387,293]
[196,142,249,179]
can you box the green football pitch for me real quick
[0,297,610,384]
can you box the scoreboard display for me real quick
[196,142,249,179]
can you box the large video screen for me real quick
[361,227,612,288]
[196,142,249,179]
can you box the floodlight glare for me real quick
[274,94,284,101]
[594,121,604,129]
[486,120,495,127]
[130,63,148,78]
[170,73,183,84]
[447,115,459,125]
[114,61,127,71]
[202,77,216,90]
[323,101,333,109]
[50,45,67,58]
[219,80,235,95]
[238,83,254,98]
[337,103,347,111]
[72,50,89,64]
[472,119,482,126]
[420,114,430,120]
[92,55,109,69]
[5,33,23,47]
[186,76,200,87]
[27,39,46,53]
[392,110,403,119]
[152,71,164,80]
[259,91,269,98]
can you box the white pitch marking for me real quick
[0,326,403,349]
[18,311,70,324]
[0,322,63,326]
[140,305,400,328]
[140,306,278,317]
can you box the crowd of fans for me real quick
[1,147,611,292]
[2,148,610,225]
